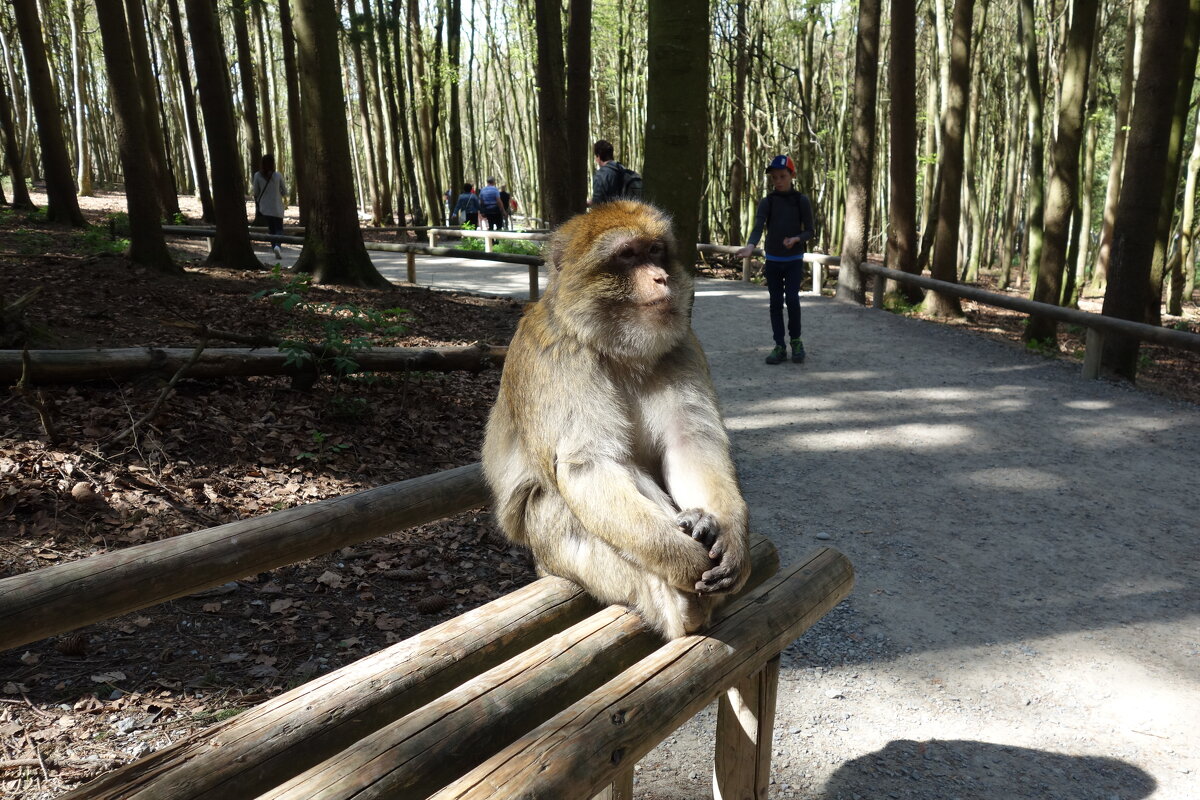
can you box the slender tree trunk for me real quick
[66,0,92,197]
[124,0,179,217]
[916,31,939,273]
[532,0,571,226]
[1018,0,1045,292]
[1177,102,1200,311]
[407,0,441,224]
[643,0,709,269]
[921,0,973,317]
[360,2,393,223]
[348,0,382,225]
[727,0,748,244]
[11,0,85,226]
[446,0,463,211]
[167,0,214,221]
[1025,0,1099,344]
[94,0,179,273]
[565,0,591,217]
[291,0,389,288]
[251,0,274,158]
[836,0,882,304]
[886,0,921,303]
[183,0,261,269]
[0,66,33,209]
[1145,0,1200,326]
[232,0,262,178]
[375,0,406,224]
[1100,0,1190,381]
[279,0,308,225]
[1089,0,1137,295]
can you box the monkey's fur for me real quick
[482,201,751,639]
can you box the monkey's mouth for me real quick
[640,297,672,309]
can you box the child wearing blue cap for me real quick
[736,155,816,364]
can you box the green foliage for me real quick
[493,237,542,256]
[883,294,921,315]
[252,265,411,382]
[77,226,129,256]
[106,212,131,238]
[1024,337,1056,356]
[296,429,351,462]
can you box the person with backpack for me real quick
[736,154,816,365]
[479,177,504,230]
[251,153,287,261]
[452,182,481,228]
[590,140,643,204]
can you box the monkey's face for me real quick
[546,201,693,362]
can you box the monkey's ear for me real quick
[544,234,567,272]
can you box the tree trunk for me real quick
[836,0,882,304]
[1025,0,1099,344]
[0,61,33,209]
[727,0,748,245]
[533,0,572,226]
[10,0,85,226]
[921,0,973,318]
[251,0,275,158]
[66,0,93,197]
[566,0,591,218]
[1177,102,1200,313]
[643,0,709,270]
[406,0,441,224]
[1099,0,1190,381]
[360,2,394,224]
[183,0,262,269]
[232,0,263,178]
[1089,0,1137,296]
[167,0,214,221]
[348,0,382,225]
[886,0,921,303]
[279,0,308,225]
[446,0,463,208]
[1017,0,1045,292]
[291,0,390,288]
[124,0,180,218]
[1145,0,1200,326]
[93,0,179,273]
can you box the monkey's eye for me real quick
[618,246,637,261]
[648,243,664,258]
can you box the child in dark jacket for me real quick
[736,155,816,364]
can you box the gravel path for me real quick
[394,252,1199,799]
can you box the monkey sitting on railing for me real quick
[482,200,750,640]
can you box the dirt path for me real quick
[622,282,1198,799]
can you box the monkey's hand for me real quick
[677,509,749,596]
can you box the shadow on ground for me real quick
[815,739,1155,800]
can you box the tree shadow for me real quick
[816,739,1155,799]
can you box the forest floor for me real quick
[1,190,1198,798]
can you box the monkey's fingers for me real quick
[695,564,738,595]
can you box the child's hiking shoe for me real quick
[790,338,806,364]
[765,345,787,365]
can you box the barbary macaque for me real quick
[481,200,750,639]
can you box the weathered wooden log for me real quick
[257,537,780,800]
[715,654,780,799]
[0,464,487,652]
[0,343,508,384]
[60,576,599,800]
[430,547,854,800]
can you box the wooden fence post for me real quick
[591,768,635,800]
[713,654,780,800]
[429,229,438,248]
[529,264,540,301]
[742,256,752,282]
[1082,327,1104,379]
[406,250,417,284]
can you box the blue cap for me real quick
[765,154,795,174]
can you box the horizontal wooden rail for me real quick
[0,463,487,652]
[859,262,1200,355]
[0,344,507,384]
[432,546,854,799]
[64,537,779,800]
[61,576,599,800]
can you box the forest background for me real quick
[0,0,1198,379]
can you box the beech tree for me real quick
[291,0,389,288]
[0,67,33,209]
[1100,0,1191,381]
[93,0,178,273]
[183,0,261,270]
[10,0,84,226]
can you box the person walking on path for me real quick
[736,154,816,365]
[252,153,287,261]
[452,182,481,228]
[590,140,643,205]
[480,177,505,230]
[498,185,513,229]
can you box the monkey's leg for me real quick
[526,492,707,640]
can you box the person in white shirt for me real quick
[252,154,288,261]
